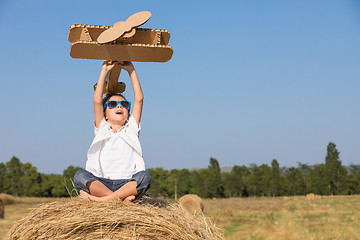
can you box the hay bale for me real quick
[0,193,16,205]
[314,194,322,200]
[306,193,315,200]
[306,193,321,201]
[0,199,4,219]
[6,198,222,240]
[179,194,204,214]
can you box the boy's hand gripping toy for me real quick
[68,11,173,94]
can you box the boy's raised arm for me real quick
[120,62,143,126]
[94,61,115,128]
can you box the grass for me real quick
[203,195,360,240]
[1,195,360,239]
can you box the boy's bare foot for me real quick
[79,190,92,201]
[124,195,136,203]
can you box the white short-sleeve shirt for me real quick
[85,115,145,179]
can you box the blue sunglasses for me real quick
[103,100,131,112]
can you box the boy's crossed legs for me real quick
[74,169,151,202]
[81,180,137,202]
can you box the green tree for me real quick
[222,165,250,197]
[222,172,232,197]
[347,165,360,194]
[190,168,214,198]
[0,163,6,193]
[147,168,170,196]
[40,174,67,197]
[286,167,303,196]
[189,170,203,196]
[309,164,328,195]
[248,164,262,197]
[271,159,281,196]
[325,142,342,195]
[20,162,41,196]
[335,165,349,195]
[6,156,22,196]
[297,162,311,195]
[167,169,192,199]
[207,158,224,198]
[259,164,271,197]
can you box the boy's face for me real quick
[104,95,130,125]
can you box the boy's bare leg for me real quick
[87,180,113,197]
[114,181,137,201]
[80,181,137,202]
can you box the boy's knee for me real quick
[135,171,151,187]
[133,171,151,199]
[74,169,87,185]
[144,171,151,186]
[74,169,95,192]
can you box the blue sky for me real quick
[0,0,359,174]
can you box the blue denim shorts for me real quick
[73,169,151,199]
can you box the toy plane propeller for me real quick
[97,11,152,43]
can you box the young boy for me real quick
[74,61,151,202]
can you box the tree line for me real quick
[0,158,81,197]
[148,142,360,198]
[1,142,359,198]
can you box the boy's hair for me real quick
[102,93,127,112]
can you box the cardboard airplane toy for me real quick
[68,11,173,94]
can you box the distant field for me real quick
[203,195,360,240]
[1,195,360,239]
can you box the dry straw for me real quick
[6,197,223,240]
